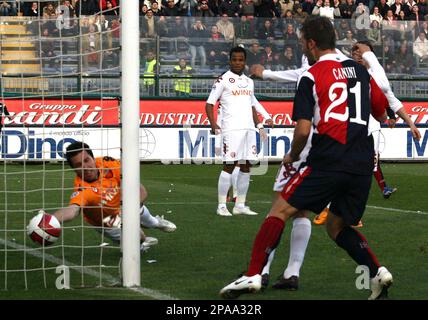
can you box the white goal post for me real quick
[0,0,141,290]
[120,0,141,288]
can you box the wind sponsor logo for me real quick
[231,89,253,96]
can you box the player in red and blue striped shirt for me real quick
[219,16,393,300]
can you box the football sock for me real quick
[231,166,240,198]
[235,171,250,208]
[373,163,386,191]
[246,216,284,276]
[335,226,381,278]
[218,170,232,208]
[283,217,311,278]
[261,249,275,275]
[140,205,159,228]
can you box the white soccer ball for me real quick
[27,212,61,246]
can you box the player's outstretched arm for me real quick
[263,68,306,82]
[53,204,80,223]
[396,108,421,140]
[250,63,306,83]
[360,49,390,92]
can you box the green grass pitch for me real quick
[0,163,427,300]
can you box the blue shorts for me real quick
[281,167,372,226]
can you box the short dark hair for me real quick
[65,142,94,167]
[229,46,246,60]
[300,16,335,50]
[352,40,374,53]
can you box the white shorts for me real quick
[372,129,381,172]
[273,162,300,192]
[273,130,312,192]
[372,129,381,154]
[221,129,258,162]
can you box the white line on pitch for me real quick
[0,238,178,300]
[1,201,426,216]
[366,205,428,215]
[145,200,428,216]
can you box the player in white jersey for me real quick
[214,98,274,203]
[352,41,421,197]
[206,46,265,217]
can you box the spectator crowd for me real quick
[0,0,427,74]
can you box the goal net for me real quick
[0,0,134,290]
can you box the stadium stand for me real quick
[0,0,427,97]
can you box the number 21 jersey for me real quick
[293,53,388,175]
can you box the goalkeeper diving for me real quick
[30,141,176,251]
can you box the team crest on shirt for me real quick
[70,191,80,199]
[229,78,235,83]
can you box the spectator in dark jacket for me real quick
[393,41,414,73]
[260,44,276,69]
[235,15,254,38]
[390,0,410,18]
[162,0,181,17]
[193,0,215,16]
[208,0,222,16]
[207,25,229,69]
[256,0,278,17]
[219,0,240,17]
[283,23,298,45]
[25,2,40,17]
[408,5,423,21]
[376,0,390,18]
[355,0,369,8]
[280,46,298,69]
[75,0,100,16]
[246,41,264,68]
[417,0,426,17]
[301,0,315,14]
[188,19,208,68]
[339,0,356,19]
[258,19,276,41]
[240,0,256,18]
[151,1,162,16]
